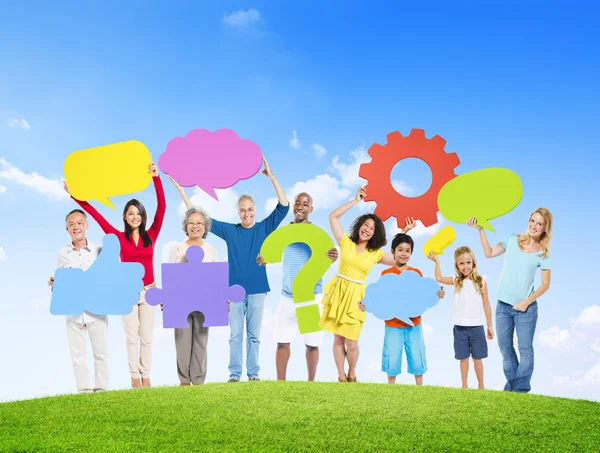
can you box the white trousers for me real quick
[121,290,157,379]
[66,317,109,392]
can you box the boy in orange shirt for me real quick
[361,233,444,385]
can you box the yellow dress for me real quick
[319,233,385,340]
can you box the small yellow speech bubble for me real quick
[438,168,523,232]
[64,141,152,209]
[423,225,456,256]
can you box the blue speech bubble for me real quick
[50,234,144,315]
[363,271,442,325]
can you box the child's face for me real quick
[456,252,474,277]
[393,242,412,266]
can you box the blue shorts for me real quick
[381,324,427,376]
[453,325,488,360]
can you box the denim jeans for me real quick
[496,300,538,393]
[228,293,266,379]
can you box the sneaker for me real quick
[227,378,240,383]
[249,377,260,381]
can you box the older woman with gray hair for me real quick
[168,202,218,385]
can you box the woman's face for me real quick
[186,212,206,240]
[125,205,142,230]
[528,212,546,239]
[358,218,376,242]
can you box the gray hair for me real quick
[65,209,87,225]
[182,207,211,239]
[237,194,255,207]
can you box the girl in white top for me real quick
[428,246,494,389]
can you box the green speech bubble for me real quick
[260,223,334,334]
[437,168,523,232]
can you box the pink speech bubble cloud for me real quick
[158,128,263,200]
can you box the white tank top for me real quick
[450,276,486,326]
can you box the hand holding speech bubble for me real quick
[260,223,334,334]
[423,225,456,256]
[438,168,523,232]
[362,271,442,325]
[158,128,263,200]
[64,140,152,209]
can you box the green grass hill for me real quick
[1,381,598,452]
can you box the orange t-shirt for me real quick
[381,266,423,328]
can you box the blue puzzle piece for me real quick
[50,234,144,316]
[145,246,246,328]
[362,270,442,325]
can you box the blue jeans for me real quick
[496,300,538,393]
[228,293,266,379]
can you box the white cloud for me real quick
[554,362,600,388]
[540,304,600,354]
[8,118,30,130]
[422,323,434,344]
[290,130,300,149]
[161,240,179,264]
[0,184,6,194]
[264,174,351,214]
[0,158,67,200]
[391,179,415,197]
[330,146,370,188]
[223,8,260,27]
[312,143,327,158]
[0,247,7,262]
[32,296,50,310]
[539,326,573,352]
[573,305,600,329]
[181,187,240,224]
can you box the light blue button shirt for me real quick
[496,234,551,305]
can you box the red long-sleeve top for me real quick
[72,176,166,287]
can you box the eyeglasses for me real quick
[187,222,205,227]
[238,208,255,215]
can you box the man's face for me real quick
[238,199,256,227]
[66,212,88,243]
[393,242,412,266]
[293,194,313,223]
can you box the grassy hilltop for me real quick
[1,381,599,452]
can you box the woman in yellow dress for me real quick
[320,186,414,382]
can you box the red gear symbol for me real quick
[358,128,460,229]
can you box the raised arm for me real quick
[467,217,505,258]
[64,181,118,235]
[426,251,454,285]
[147,163,166,237]
[329,187,365,244]
[261,156,288,206]
[168,175,193,210]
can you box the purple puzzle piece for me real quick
[146,246,245,328]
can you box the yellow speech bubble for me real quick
[438,168,523,232]
[64,141,152,209]
[423,225,456,256]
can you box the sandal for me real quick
[338,375,348,382]
[347,376,357,383]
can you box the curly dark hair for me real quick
[349,214,387,250]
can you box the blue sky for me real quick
[1,2,599,402]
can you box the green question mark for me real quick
[260,223,334,334]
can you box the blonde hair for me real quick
[518,207,552,258]
[453,246,484,294]
[237,194,255,207]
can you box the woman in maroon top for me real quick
[64,162,166,388]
